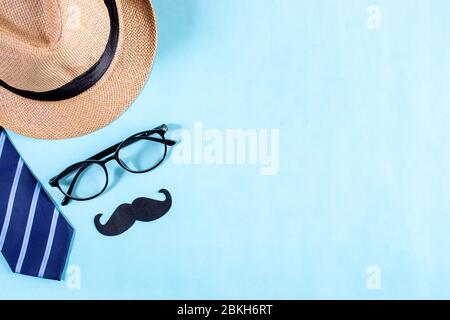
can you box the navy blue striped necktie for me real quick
[0,129,73,280]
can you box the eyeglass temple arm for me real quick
[158,137,176,146]
[88,136,176,162]
[88,143,122,161]
[61,163,90,206]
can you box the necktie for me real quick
[0,129,73,280]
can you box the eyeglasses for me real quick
[49,124,176,206]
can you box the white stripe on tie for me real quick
[38,209,59,278]
[0,158,24,250]
[15,183,41,273]
[0,131,6,159]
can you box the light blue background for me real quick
[2,0,450,299]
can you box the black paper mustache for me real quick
[94,189,172,236]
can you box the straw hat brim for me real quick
[0,0,157,140]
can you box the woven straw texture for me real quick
[0,0,157,139]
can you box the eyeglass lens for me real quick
[117,133,166,173]
[58,162,107,200]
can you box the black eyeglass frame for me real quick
[49,124,176,206]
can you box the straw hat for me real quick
[0,0,157,139]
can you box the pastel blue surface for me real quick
[2,0,450,299]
